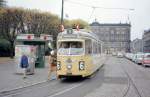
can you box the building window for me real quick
[121,31,125,34]
[116,31,120,35]
[111,30,114,34]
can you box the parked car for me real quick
[125,53,133,60]
[131,54,137,62]
[117,52,124,58]
[125,53,129,58]
[142,53,150,67]
[134,53,144,65]
[112,52,117,56]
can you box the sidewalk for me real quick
[0,56,56,92]
[0,57,14,64]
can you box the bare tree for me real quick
[0,7,89,57]
[0,8,24,57]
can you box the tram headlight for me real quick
[57,61,61,70]
[79,61,85,70]
[67,64,72,70]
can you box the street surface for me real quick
[0,57,50,92]
[0,56,150,97]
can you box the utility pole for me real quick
[61,0,64,25]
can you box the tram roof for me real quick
[58,29,103,43]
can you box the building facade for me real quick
[90,22,131,54]
[143,29,150,53]
[130,38,143,53]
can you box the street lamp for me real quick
[61,0,64,25]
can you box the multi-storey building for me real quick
[143,29,150,53]
[130,38,143,53]
[90,21,131,54]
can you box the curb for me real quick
[0,79,55,94]
[0,60,14,64]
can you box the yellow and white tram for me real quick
[56,29,106,78]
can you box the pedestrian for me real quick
[48,50,57,80]
[20,53,29,79]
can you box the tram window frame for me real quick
[96,43,99,54]
[92,41,97,54]
[58,41,84,55]
[99,44,101,54]
[85,40,92,55]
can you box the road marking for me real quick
[48,83,82,97]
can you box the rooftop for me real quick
[144,29,150,35]
[90,22,131,27]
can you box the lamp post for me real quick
[61,0,64,25]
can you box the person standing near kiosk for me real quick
[20,53,29,78]
[48,50,57,80]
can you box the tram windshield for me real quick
[58,41,84,55]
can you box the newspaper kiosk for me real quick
[15,34,53,74]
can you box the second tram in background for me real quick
[57,28,106,78]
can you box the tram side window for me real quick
[96,43,99,54]
[99,44,101,54]
[85,40,92,54]
[93,42,97,54]
[93,41,100,54]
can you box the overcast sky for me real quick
[7,0,150,40]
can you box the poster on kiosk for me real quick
[15,45,36,74]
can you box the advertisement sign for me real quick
[15,45,36,74]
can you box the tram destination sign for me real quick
[63,34,77,38]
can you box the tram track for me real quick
[42,68,103,97]
[118,58,142,97]
[0,80,58,97]
[0,57,144,97]
[44,83,82,97]
[121,70,131,97]
[0,78,85,97]
[0,63,104,97]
